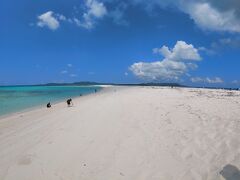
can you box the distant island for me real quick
[0,82,238,90]
[42,82,239,91]
[43,81,185,87]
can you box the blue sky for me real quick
[0,0,240,87]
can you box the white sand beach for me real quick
[0,86,240,180]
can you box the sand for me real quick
[0,86,240,180]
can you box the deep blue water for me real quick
[0,86,101,116]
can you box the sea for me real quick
[0,85,101,117]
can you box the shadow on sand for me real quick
[220,164,240,180]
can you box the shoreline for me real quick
[0,85,107,120]
[1,85,238,120]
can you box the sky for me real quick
[0,0,240,87]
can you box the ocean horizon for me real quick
[0,85,101,117]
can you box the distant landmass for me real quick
[42,82,239,90]
[1,82,239,90]
[43,81,184,87]
[44,81,103,86]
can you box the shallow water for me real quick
[0,86,101,116]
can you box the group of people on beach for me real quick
[46,89,98,108]
[47,98,73,108]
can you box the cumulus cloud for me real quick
[185,2,240,33]
[191,77,224,83]
[36,0,240,32]
[130,60,188,81]
[127,0,240,33]
[153,41,201,61]
[37,0,107,30]
[86,0,107,18]
[37,11,60,30]
[75,0,107,29]
[130,41,201,81]
[206,0,240,17]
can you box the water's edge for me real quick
[0,86,103,119]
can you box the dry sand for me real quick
[0,86,240,180]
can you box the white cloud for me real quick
[36,1,107,30]
[185,2,240,33]
[87,0,107,18]
[57,14,67,21]
[75,0,107,29]
[130,60,187,81]
[191,77,224,83]
[73,18,81,26]
[153,41,201,61]
[67,64,73,67]
[191,77,204,83]
[127,0,240,33]
[35,0,240,32]
[61,70,68,74]
[206,77,224,83]
[37,11,60,30]
[130,41,201,81]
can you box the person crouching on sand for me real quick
[66,98,73,107]
[47,102,51,108]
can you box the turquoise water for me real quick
[0,86,101,116]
